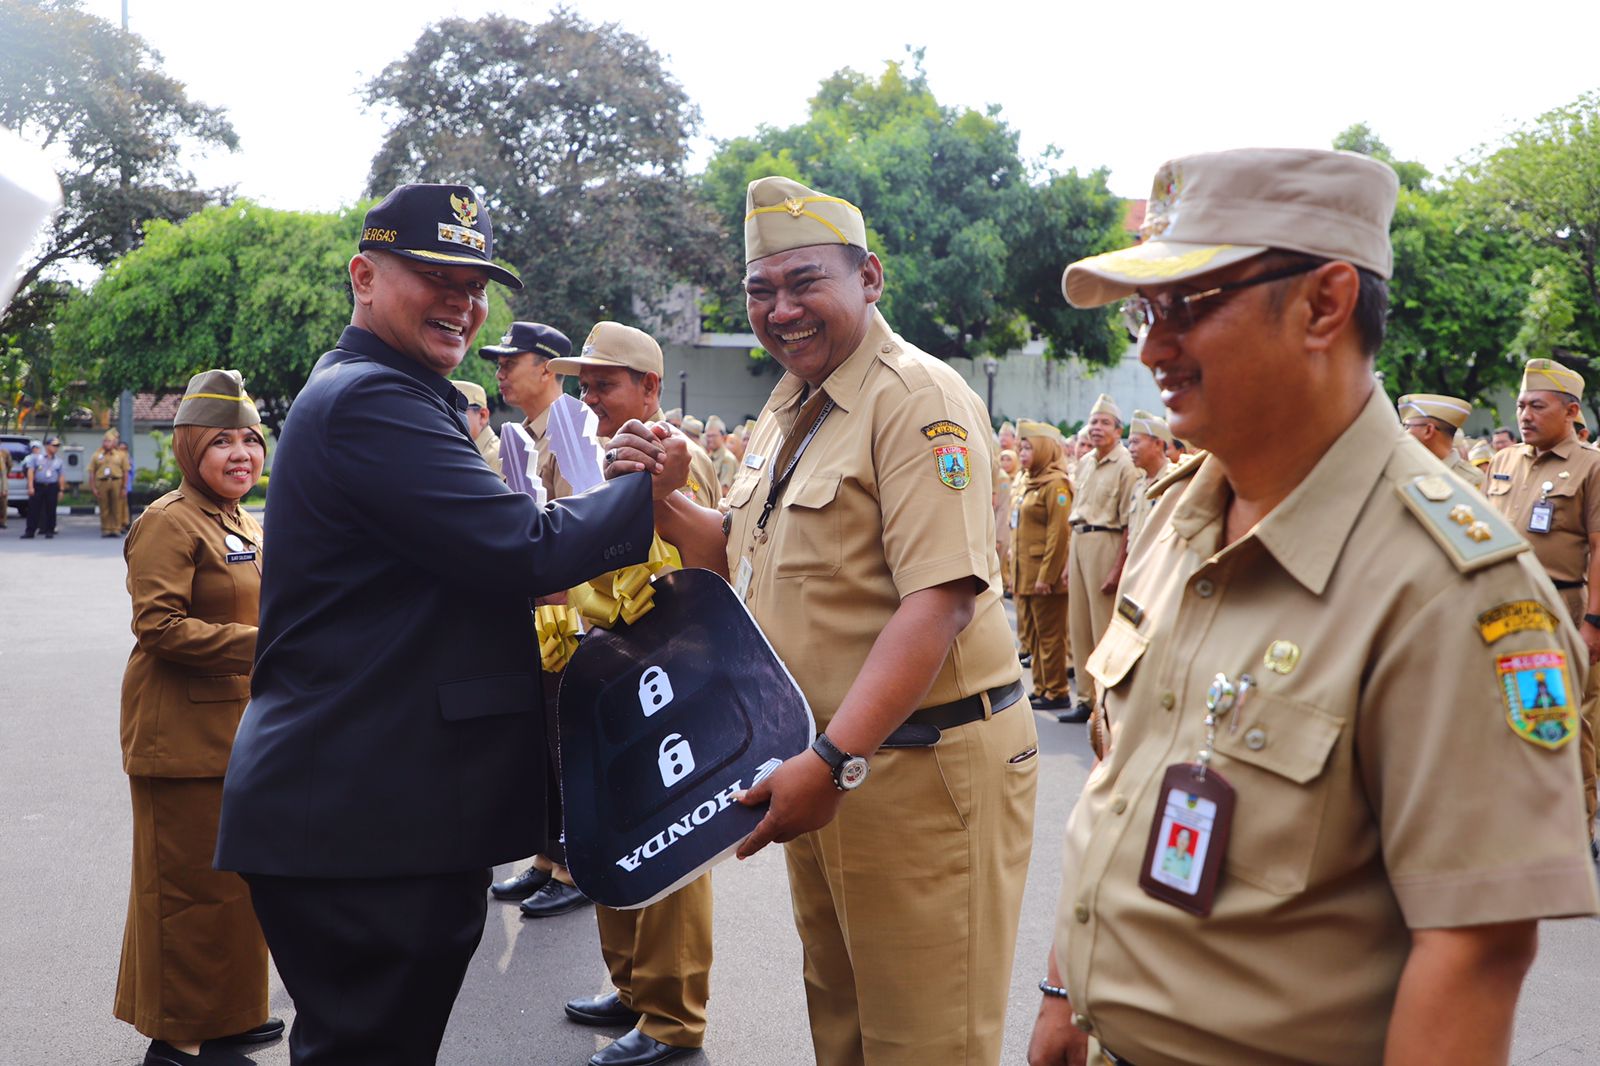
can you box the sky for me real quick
[70,0,1600,211]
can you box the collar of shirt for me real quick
[766,309,896,418]
[1530,436,1580,463]
[1169,387,1395,596]
[334,325,464,414]
[522,405,550,442]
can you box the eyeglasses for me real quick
[1120,260,1322,339]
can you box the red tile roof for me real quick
[131,392,183,423]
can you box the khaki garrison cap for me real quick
[1129,409,1174,443]
[549,322,664,378]
[1521,358,1584,399]
[174,369,261,429]
[1017,419,1063,443]
[1089,393,1123,421]
[452,380,490,408]
[682,416,705,437]
[705,415,726,433]
[1062,148,1399,308]
[745,176,867,263]
[1469,439,1495,466]
[1397,393,1472,430]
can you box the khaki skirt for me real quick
[114,776,269,1042]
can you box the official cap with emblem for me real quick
[1577,408,1589,428]
[173,369,261,429]
[1089,393,1123,422]
[1469,439,1494,466]
[682,416,705,437]
[359,183,522,290]
[1521,358,1584,399]
[1061,148,1399,308]
[704,415,726,433]
[451,380,489,408]
[665,408,683,422]
[1397,393,1473,430]
[745,176,868,263]
[1017,419,1064,442]
[1129,409,1175,443]
[548,321,664,378]
[479,320,572,361]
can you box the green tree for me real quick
[1332,122,1430,190]
[700,54,1128,365]
[364,9,724,339]
[55,200,514,428]
[0,0,237,360]
[1463,91,1600,372]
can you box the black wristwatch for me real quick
[1584,613,1600,629]
[811,733,870,791]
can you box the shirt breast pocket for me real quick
[1211,692,1343,895]
[774,472,842,579]
[1542,480,1580,531]
[1085,616,1148,692]
[1485,477,1512,498]
[726,471,761,511]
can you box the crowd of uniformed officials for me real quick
[103,144,1600,1066]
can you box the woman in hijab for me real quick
[1012,421,1074,713]
[115,370,279,1066]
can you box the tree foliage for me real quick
[54,201,513,428]
[363,8,724,339]
[700,53,1128,365]
[0,0,236,347]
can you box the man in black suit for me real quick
[216,184,687,1066]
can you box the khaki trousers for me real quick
[1019,593,1070,699]
[1068,530,1121,709]
[594,872,713,1047]
[1560,590,1600,832]
[785,705,1038,1066]
[116,484,130,529]
[96,479,120,534]
[115,776,270,1042]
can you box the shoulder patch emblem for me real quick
[921,420,968,441]
[1497,650,1578,749]
[1057,491,1069,507]
[1477,601,1558,644]
[1396,474,1527,573]
[934,445,970,490]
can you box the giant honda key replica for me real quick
[558,568,813,909]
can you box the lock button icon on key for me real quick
[658,733,695,787]
[639,666,674,717]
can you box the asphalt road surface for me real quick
[3,514,1598,1065]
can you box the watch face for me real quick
[839,756,870,790]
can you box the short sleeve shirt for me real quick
[1059,390,1598,1065]
[723,310,1019,723]
[24,453,63,483]
[1486,438,1600,584]
[1068,446,1138,528]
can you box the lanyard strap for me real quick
[757,398,835,532]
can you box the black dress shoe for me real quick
[588,1028,697,1066]
[491,864,553,901]
[216,1016,284,1044]
[143,1040,255,1065]
[520,878,590,918]
[1030,694,1070,711]
[565,991,642,1028]
[1056,701,1092,724]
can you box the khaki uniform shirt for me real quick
[708,445,739,496]
[1069,445,1139,530]
[1013,466,1070,590]
[1486,437,1600,585]
[121,484,264,778]
[92,445,130,484]
[1447,451,1486,492]
[1061,390,1598,1066]
[472,423,502,477]
[520,406,573,500]
[724,310,1018,723]
[1125,458,1172,548]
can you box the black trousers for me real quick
[244,869,490,1066]
[23,482,59,535]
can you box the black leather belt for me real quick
[1553,578,1584,590]
[1102,1050,1136,1066]
[880,680,1025,749]
[1073,524,1123,534]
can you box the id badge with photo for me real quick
[733,556,753,604]
[1137,762,1236,917]
[1528,500,1554,534]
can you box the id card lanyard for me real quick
[1529,479,1555,534]
[734,397,835,602]
[1136,671,1250,917]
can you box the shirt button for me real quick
[1194,578,1215,598]
[1160,691,1175,710]
[1074,1014,1094,1034]
[1110,795,1127,814]
[880,343,894,354]
[1245,728,1268,751]
[1073,903,1090,924]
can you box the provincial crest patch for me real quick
[1496,650,1577,749]
[934,445,970,490]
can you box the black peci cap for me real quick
[480,321,573,361]
[358,183,522,289]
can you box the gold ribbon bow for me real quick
[535,604,582,673]
[569,535,682,630]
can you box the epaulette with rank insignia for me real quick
[1396,473,1527,573]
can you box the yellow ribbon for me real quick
[534,604,582,673]
[570,534,682,630]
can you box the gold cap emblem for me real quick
[782,197,805,218]
[1264,640,1301,675]
[449,192,479,227]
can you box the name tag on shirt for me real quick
[744,453,766,470]
[225,551,258,564]
[1492,473,1512,481]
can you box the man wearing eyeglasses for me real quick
[1029,149,1598,1066]
[1398,393,1486,492]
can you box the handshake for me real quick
[603,419,692,502]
